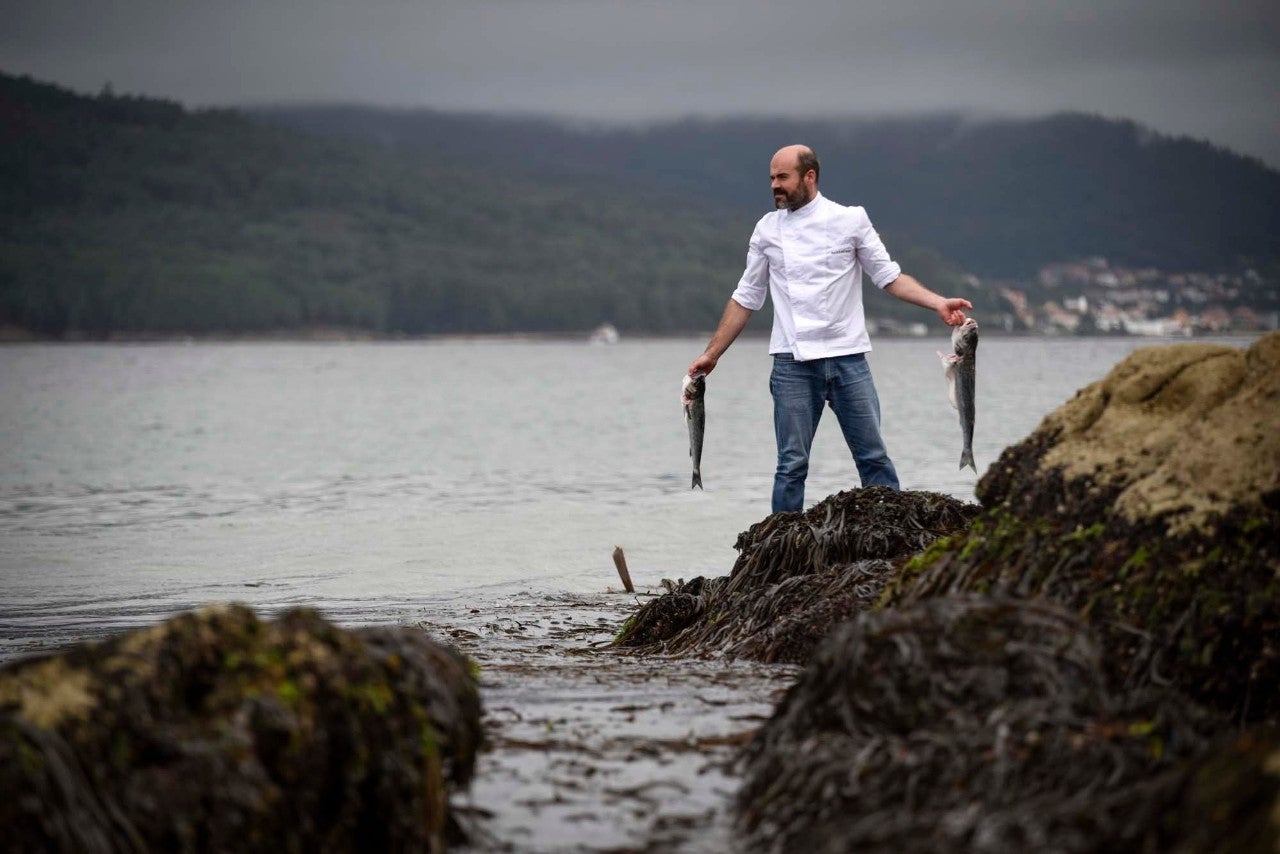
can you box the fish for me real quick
[938,317,979,471]
[682,372,706,489]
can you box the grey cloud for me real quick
[2,0,1277,167]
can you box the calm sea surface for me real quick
[0,335,1253,658]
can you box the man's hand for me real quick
[688,352,718,378]
[884,275,972,326]
[937,297,973,326]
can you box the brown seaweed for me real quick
[614,487,979,662]
[729,336,1280,852]
[884,334,1280,721]
[736,596,1224,853]
[0,605,482,852]
[1158,724,1280,852]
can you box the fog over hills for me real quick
[256,105,1280,279]
[3,70,1277,338]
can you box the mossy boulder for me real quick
[1158,724,1280,852]
[884,333,1280,720]
[0,605,482,852]
[615,487,978,662]
[736,596,1267,853]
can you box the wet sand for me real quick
[1,585,796,851]
[415,588,797,853]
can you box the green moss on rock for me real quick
[737,596,1221,852]
[885,333,1280,721]
[0,605,482,852]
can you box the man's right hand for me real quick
[687,353,717,378]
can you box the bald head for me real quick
[769,144,820,211]
[771,145,820,183]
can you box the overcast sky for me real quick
[4,0,1279,168]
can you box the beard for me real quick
[774,184,813,211]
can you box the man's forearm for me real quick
[883,274,945,312]
[689,298,753,376]
[703,298,753,359]
[884,274,972,326]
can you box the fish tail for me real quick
[959,449,976,472]
[691,471,703,490]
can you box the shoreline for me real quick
[418,587,794,852]
[1,327,1262,345]
[0,586,791,852]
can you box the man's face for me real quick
[770,156,814,211]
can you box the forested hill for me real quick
[0,75,889,336]
[258,106,1280,279]
[5,71,1274,340]
[0,72,981,337]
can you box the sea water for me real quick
[0,335,1249,657]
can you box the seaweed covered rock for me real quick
[0,605,482,852]
[1158,725,1280,852]
[885,333,1280,720]
[737,596,1220,853]
[615,487,978,662]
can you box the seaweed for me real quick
[0,605,482,852]
[736,596,1227,853]
[730,335,1280,852]
[1157,724,1280,852]
[884,496,1280,720]
[614,487,979,663]
[882,335,1280,721]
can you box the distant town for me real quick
[872,258,1280,337]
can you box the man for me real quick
[687,144,972,513]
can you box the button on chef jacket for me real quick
[730,192,901,362]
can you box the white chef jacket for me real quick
[729,192,901,362]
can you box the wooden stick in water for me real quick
[612,545,634,593]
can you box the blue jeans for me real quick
[770,352,899,513]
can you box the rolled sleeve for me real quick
[853,208,901,289]
[729,225,769,310]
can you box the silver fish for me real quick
[682,372,706,489]
[938,318,979,471]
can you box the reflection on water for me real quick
[0,336,1255,657]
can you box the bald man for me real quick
[688,144,972,513]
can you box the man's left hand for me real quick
[937,298,973,326]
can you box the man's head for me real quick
[770,145,819,211]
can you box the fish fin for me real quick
[691,472,703,490]
[960,449,976,472]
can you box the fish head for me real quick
[682,372,706,402]
[951,317,979,355]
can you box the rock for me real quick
[732,335,1280,851]
[613,487,979,662]
[885,333,1280,720]
[0,605,482,852]
[1159,724,1280,853]
[985,332,1280,534]
[736,596,1269,853]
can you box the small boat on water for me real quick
[588,323,620,345]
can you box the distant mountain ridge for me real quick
[2,70,1275,339]
[0,72,756,336]
[255,105,1280,278]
